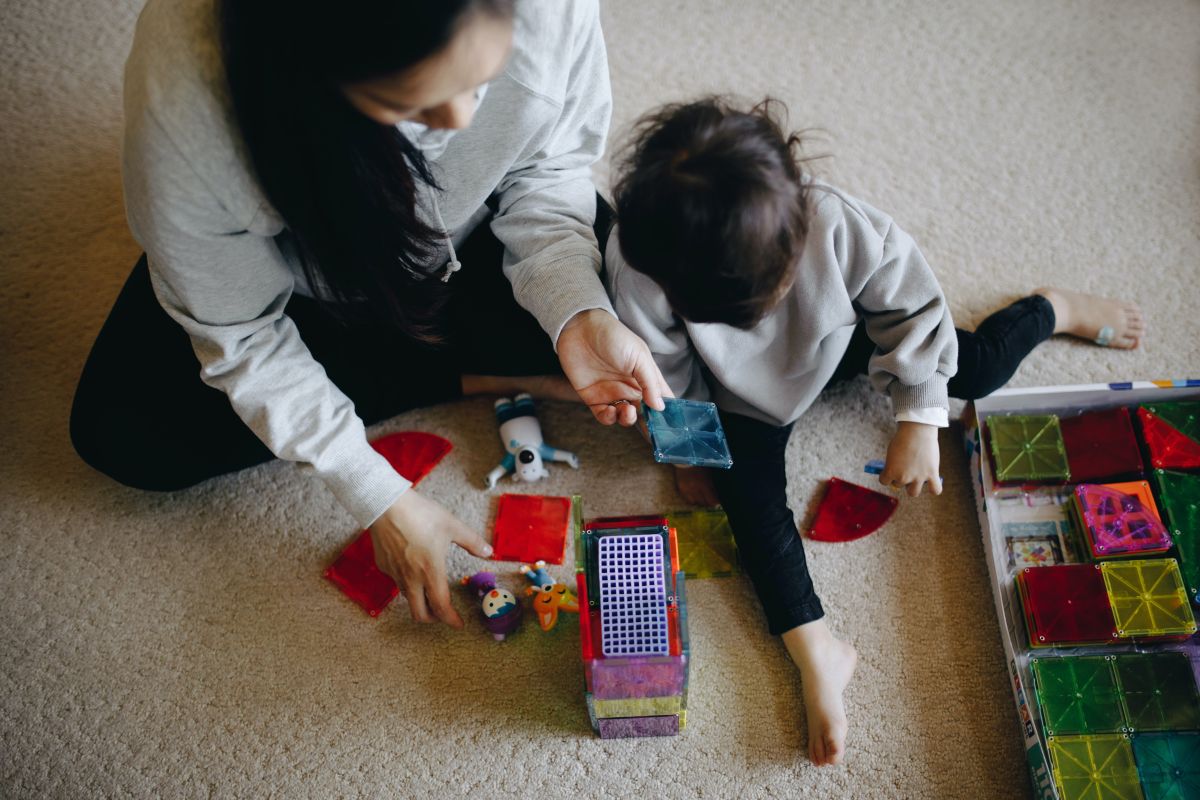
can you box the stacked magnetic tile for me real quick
[988,414,1072,483]
[1153,469,1200,605]
[1016,561,1197,647]
[1101,559,1197,639]
[1071,481,1172,558]
[1037,652,1200,800]
[1061,407,1145,483]
[643,398,734,469]
[1138,402,1200,471]
[1046,734,1143,800]
[578,515,689,738]
[1132,732,1200,800]
[1032,653,1200,736]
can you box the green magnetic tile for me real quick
[989,414,1072,482]
[668,509,740,578]
[1114,654,1200,733]
[572,494,585,574]
[1033,657,1127,735]
[1102,559,1198,638]
[1049,734,1144,800]
[1132,732,1200,800]
[1154,470,1200,602]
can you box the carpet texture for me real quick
[2,1,1198,797]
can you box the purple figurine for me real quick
[460,571,522,641]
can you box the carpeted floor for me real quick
[2,1,1198,797]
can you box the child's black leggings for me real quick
[715,295,1056,635]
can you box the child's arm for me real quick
[838,202,957,497]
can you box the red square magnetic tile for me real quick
[1019,563,1117,646]
[1061,407,1144,483]
[806,477,899,542]
[324,529,398,617]
[492,494,572,564]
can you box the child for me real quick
[604,97,1144,765]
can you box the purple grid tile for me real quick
[599,534,670,657]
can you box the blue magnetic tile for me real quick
[643,398,733,469]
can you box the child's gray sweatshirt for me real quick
[605,182,958,428]
[121,0,613,527]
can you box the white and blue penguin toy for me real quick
[484,393,580,489]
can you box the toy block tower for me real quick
[574,504,689,738]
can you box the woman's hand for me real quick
[879,422,943,497]
[370,489,493,627]
[557,309,670,426]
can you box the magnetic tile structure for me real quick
[1032,656,1126,736]
[1048,734,1142,800]
[1073,482,1172,558]
[1018,563,1118,647]
[491,493,572,564]
[1060,407,1145,484]
[1101,559,1197,639]
[1154,469,1200,604]
[643,398,734,469]
[1138,403,1200,471]
[579,514,689,739]
[807,477,899,542]
[598,534,670,657]
[1113,653,1200,732]
[988,414,1072,483]
[1132,732,1200,800]
[668,508,740,578]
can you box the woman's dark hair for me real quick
[220,0,514,341]
[613,97,813,329]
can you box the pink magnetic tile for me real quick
[1075,481,1171,557]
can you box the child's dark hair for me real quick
[613,97,812,329]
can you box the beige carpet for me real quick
[3,0,1198,796]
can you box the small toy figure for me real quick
[460,571,522,641]
[485,393,579,489]
[520,560,579,631]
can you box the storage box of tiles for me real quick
[966,381,1200,800]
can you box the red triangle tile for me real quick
[369,431,453,486]
[1138,408,1200,470]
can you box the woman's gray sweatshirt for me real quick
[121,0,613,526]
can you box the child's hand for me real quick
[879,422,942,497]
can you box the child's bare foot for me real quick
[673,465,720,506]
[462,374,581,403]
[781,620,858,766]
[1034,287,1145,349]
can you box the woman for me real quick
[70,0,668,628]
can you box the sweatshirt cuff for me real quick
[319,435,413,529]
[896,407,949,428]
[888,374,950,416]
